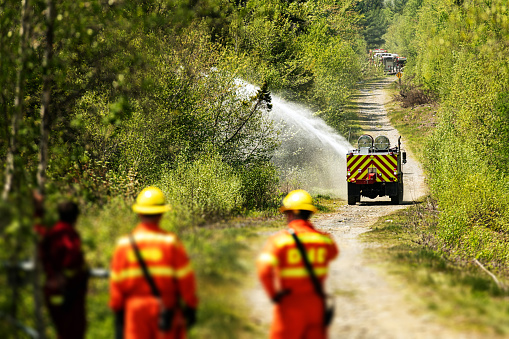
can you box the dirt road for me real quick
[246,78,481,338]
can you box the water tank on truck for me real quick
[346,134,406,205]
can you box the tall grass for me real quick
[363,200,509,335]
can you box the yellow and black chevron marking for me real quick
[347,154,398,182]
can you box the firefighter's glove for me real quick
[272,289,291,304]
[183,306,197,329]
[114,310,125,339]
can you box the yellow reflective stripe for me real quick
[274,233,333,248]
[63,269,76,277]
[49,295,64,305]
[110,266,177,282]
[127,248,163,263]
[63,263,88,277]
[175,264,193,278]
[280,266,328,278]
[257,253,278,266]
[117,233,176,246]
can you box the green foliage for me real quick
[383,0,509,269]
[238,163,280,211]
[159,153,244,223]
[382,0,424,58]
[231,0,366,133]
[356,0,388,49]
[302,30,362,132]
[489,92,509,172]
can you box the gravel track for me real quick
[246,78,481,339]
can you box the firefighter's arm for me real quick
[173,241,198,328]
[329,237,339,261]
[256,240,279,300]
[174,242,199,309]
[59,231,86,277]
[110,244,126,337]
[109,245,126,312]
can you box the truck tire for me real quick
[390,193,400,204]
[391,181,403,205]
[348,195,357,205]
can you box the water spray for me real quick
[237,80,353,198]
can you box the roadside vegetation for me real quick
[364,201,509,336]
[383,0,509,271]
[384,78,437,159]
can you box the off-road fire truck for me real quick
[346,134,406,205]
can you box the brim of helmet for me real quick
[279,204,317,213]
[132,204,171,215]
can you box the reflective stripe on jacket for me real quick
[109,223,198,312]
[257,219,339,298]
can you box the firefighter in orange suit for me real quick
[109,187,198,339]
[257,190,339,339]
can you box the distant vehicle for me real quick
[374,52,392,61]
[369,50,407,73]
[396,57,407,72]
[381,55,397,74]
[370,49,387,58]
[346,135,406,205]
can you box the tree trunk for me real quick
[2,0,31,200]
[37,0,55,190]
[34,0,56,337]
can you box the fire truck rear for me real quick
[346,134,406,205]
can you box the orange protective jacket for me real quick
[109,222,198,338]
[257,219,339,339]
[257,219,339,299]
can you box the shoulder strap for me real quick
[289,229,325,298]
[129,233,161,298]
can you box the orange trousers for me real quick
[270,294,326,339]
[125,297,186,339]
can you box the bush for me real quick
[158,153,244,223]
[394,79,436,108]
[238,163,280,210]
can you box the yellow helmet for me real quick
[132,186,171,215]
[279,189,317,213]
